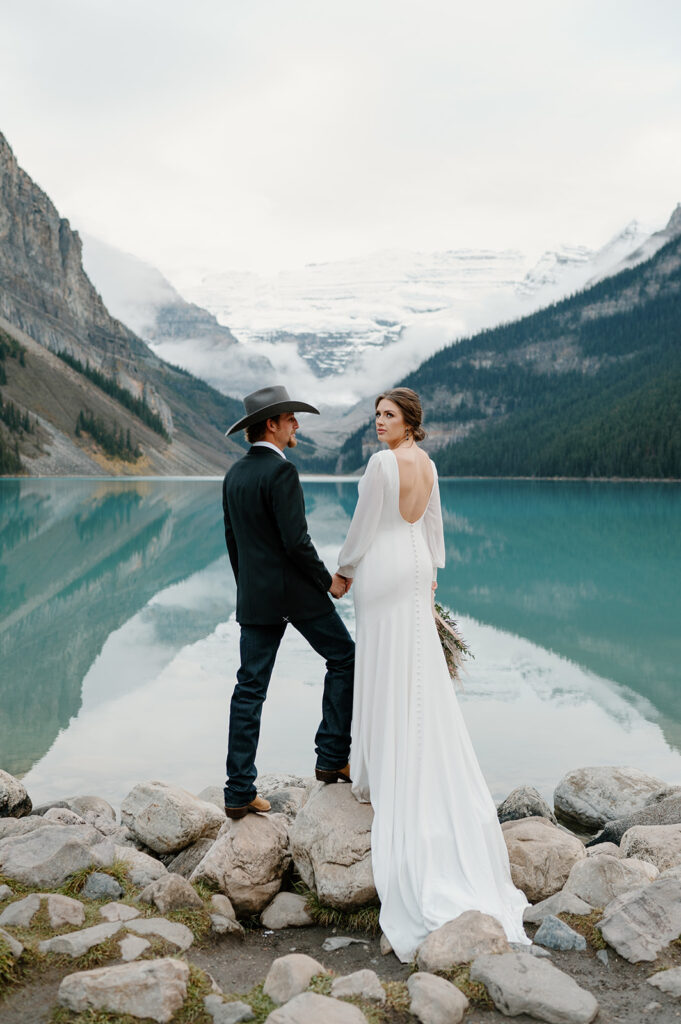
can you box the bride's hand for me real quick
[431,582,437,592]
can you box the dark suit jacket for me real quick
[222,446,334,625]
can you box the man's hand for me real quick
[329,573,352,598]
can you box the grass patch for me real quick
[435,963,495,1009]
[164,907,212,946]
[60,861,131,899]
[223,982,276,1024]
[0,875,30,896]
[308,972,333,995]
[191,880,219,902]
[295,883,381,935]
[0,936,21,997]
[558,909,606,949]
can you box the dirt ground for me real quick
[3,921,681,1024]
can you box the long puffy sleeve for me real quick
[423,466,445,582]
[337,453,385,577]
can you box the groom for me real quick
[222,385,355,819]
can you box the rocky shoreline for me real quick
[1,765,681,1023]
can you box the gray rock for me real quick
[40,921,123,957]
[416,911,510,971]
[0,770,32,818]
[563,854,658,905]
[57,957,189,1023]
[265,992,366,1023]
[210,893,237,920]
[0,883,12,901]
[330,969,385,1002]
[620,824,681,871]
[44,807,87,826]
[648,966,681,997]
[534,914,587,951]
[590,793,681,848]
[599,876,681,962]
[266,788,307,822]
[497,785,557,825]
[126,916,194,951]
[119,934,151,961]
[661,864,681,881]
[379,933,393,955]
[46,894,86,928]
[596,949,609,966]
[113,845,168,886]
[645,785,681,805]
[263,953,326,1004]
[204,994,254,1023]
[322,936,369,951]
[190,814,290,914]
[523,890,593,924]
[260,892,314,929]
[121,780,225,854]
[470,951,598,1023]
[289,783,375,910]
[139,872,203,913]
[586,841,622,857]
[210,914,245,937]
[0,816,57,841]
[197,786,225,810]
[258,773,309,795]
[166,838,215,878]
[510,941,553,958]
[501,816,586,902]
[100,902,141,922]
[554,766,665,831]
[0,926,23,958]
[82,871,124,900]
[0,892,42,927]
[407,971,469,1024]
[0,824,101,887]
[67,796,116,821]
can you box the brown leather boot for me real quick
[224,794,272,819]
[315,763,352,784]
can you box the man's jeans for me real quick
[224,609,355,807]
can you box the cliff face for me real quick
[0,132,245,475]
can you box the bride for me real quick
[337,387,530,962]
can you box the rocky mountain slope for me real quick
[0,132,246,476]
[339,212,681,478]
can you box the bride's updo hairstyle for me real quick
[375,387,426,442]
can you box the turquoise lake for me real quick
[1,477,680,809]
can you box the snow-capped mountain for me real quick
[164,220,655,408]
[81,214,664,421]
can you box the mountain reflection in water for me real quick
[1,477,680,804]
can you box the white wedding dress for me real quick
[337,448,530,962]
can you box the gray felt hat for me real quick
[225,385,320,436]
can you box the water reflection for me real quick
[2,477,681,806]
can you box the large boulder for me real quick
[0,824,102,887]
[598,876,681,962]
[0,816,56,840]
[190,813,290,914]
[619,824,681,872]
[563,854,658,905]
[587,792,681,848]
[263,953,326,1004]
[57,958,189,1023]
[470,951,598,1023]
[501,816,586,902]
[0,770,32,818]
[289,783,375,909]
[408,972,469,1024]
[497,786,557,825]
[416,911,510,971]
[554,767,665,831]
[121,781,224,854]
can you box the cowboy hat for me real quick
[225,385,320,436]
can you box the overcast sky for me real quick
[2,0,680,274]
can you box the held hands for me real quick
[329,573,352,599]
